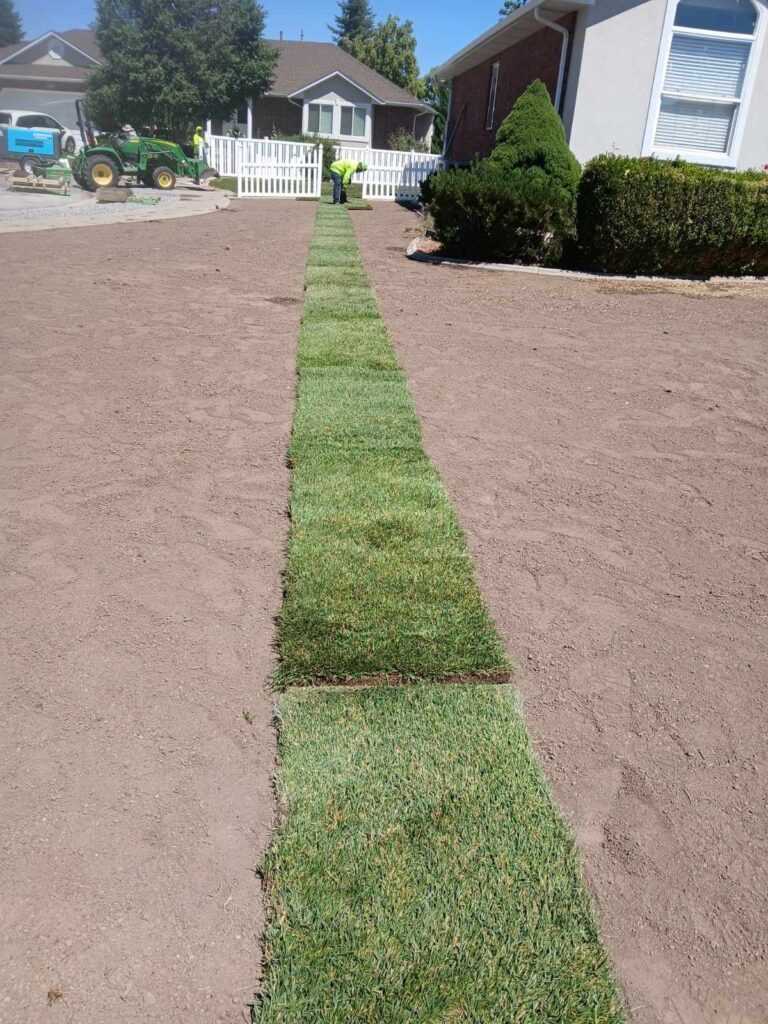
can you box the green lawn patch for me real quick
[277,204,509,686]
[256,685,624,1023]
[260,204,624,1023]
[211,175,236,191]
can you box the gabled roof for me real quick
[0,29,102,67]
[434,0,593,80]
[266,39,429,108]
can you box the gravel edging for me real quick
[0,183,229,234]
[406,236,768,285]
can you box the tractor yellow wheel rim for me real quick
[92,163,114,186]
[156,171,173,188]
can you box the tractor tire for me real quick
[83,153,120,190]
[151,166,176,190]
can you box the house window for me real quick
[307,103,334,135]
[340,105,366,138]
[486,62,500,130]
[647,0,763,163]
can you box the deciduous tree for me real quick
[345,16,420,94]
[87,0,276,141]
[420,73,449,152]
[499,0,526,16]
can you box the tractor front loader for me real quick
[71,100,218,192]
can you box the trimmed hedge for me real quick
[425,162,575,264]
[489,79,580,200]
[577,155,768,277]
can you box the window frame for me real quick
[486,61,500,131]
[642,0,766,167]
[339,104,367,139]
[306,102,335,137]
[302,100,371,143]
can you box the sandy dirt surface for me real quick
[0,201,315,1023]
[353,205,768,1024]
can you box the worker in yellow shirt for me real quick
[192,125,205,158]
[329,158,367,204]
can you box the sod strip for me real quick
[256,686,624,1023]
[278,204,510,686]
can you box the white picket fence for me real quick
[334,146,442,201]
[203,136,439,201]
[205,135,322,198]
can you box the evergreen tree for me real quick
[345,16,419,94]
[488,79,580,197]
[330,0,375,47]
[0,0,23,47]
[87,0,277,141]
[499,0,526,16]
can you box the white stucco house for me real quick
[435,0,768,172]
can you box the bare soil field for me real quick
[354,205,768,1024]
[0,201,315,1023]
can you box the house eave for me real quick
[285,71,383,103]
[267,89,434,114]
[0,30,101,67]
[0,72,90,84]
[433,0,594,80]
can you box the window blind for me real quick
[663,34,749,97]
[655,95,735,150]
[308,104,333,135]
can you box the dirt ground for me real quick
[354,205,768,1024]
[0,201,315,1023]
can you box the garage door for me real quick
[0,88,83,129]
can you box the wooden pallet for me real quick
[9,174,70,196]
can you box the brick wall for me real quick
[250,96,302,138]
[446,15,575,161]
[372,105,431,149]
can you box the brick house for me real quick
[210,39,434,150]
[435,0,768,171]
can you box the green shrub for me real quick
[272,131,340,179]
[576,155,768,276]
[426,163,575,264]
[489,79,580,199]
[388,127,430,152]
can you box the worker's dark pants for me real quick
[331,171,343,204]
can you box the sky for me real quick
[16,0,500,73]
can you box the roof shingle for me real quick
[266,39,426,107]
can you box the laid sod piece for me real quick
[256,685,625,1023]
[277,205,509,686]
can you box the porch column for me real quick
[246,99,253,138]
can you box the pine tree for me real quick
[87,0,277,141]
[330,0,375,47]
[0,0,23,47]
[345,16,419,94]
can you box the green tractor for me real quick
[71,100,218,192]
